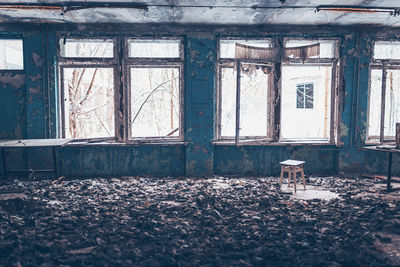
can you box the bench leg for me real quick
[301,168,306,190]
[279,165,284,189]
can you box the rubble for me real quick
[0,176,399,266]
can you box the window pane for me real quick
[220,67,236,137]
[61,39,114,58]
[384,69,400,137]
[63,68,114,139]
[368,69,382,138]
[281,65,332,140]
[374,41,400,60]
[130,67,180,138]
[285,39,336,59]
[0,39,23,70]
[129,39,180,58]
[239,65,269,137]
[220,39,271,59]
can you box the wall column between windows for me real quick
[185,34,215,176]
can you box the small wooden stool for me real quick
[279,159,306,193]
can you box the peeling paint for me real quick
[0,73,25,89]
[31,52,43,67]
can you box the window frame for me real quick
[0,38,24,71]
[57,35,184,143]
[216,37,274,143]
[281,37,340,144]
[367,57,400,143]
[215,36,340,145]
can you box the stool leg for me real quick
[280,165,284,189]
[293,168,297,193]
[301,167,306,190]
[287,170,291,187]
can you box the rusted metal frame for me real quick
[58,64,117,140]
[273,37,283,142]
[366,66,378,142]
[116,36,125,142]
[235,59,241,144]
[380,63,387,143]
[126,63,184,142]
[215,64,225,140]
[329,59,338,144]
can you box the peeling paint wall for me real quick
[0,24,398,178]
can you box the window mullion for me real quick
[235,60,241,144]
[330,59,338,144]
[380,64,387,143]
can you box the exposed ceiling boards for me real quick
[0,0,399,26]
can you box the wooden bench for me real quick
[279,159,306,193]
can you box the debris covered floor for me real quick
[0,176,399,266]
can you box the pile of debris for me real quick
[0,176,399,266]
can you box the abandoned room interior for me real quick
[0,0,400,266]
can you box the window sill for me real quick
[65,139,187,147]
[213,140,337,147]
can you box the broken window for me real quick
[217,38,272,142]
[130,67,180,138]
[61,39,114,58]
[63,67,114,139]
[0,39,23,70]
[368,42,400,142]
[216,37,339,144]
[59,37,183,142]
[128,39,181,58]
[127,38,183,140]
[281,39,338,142]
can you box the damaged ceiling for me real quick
[0,0,399,26]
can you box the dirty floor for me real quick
[0,176,399,266]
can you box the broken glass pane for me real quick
[384,69,400,137]
[63,68,115,139]
[128,39,180,58]
[130,67,180,138]
[368,69,382,138]
[296,85,305,109]
[374,41,400,60]
[220,67,236,137]
[285,39,336,59]
[281,65,331,140]
[0,39,23,70]
[219,39,271,59]
[296,83,314,109]
[61,39,114,58]
[239,65,269,137]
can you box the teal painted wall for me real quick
[0,24,396,178]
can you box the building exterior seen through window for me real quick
[216,37,339,143]
[296,83,314,109]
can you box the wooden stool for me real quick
[279,159,306,193]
